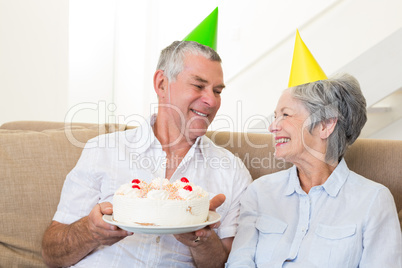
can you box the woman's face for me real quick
[269,90,320,164]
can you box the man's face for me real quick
[163,53,225,141]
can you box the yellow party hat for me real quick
[288,30,327,87]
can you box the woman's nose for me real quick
[268,116,279,133]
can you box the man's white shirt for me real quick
[54,115,252,267]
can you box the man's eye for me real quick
[214,90,222,95]
[192,84,202,89]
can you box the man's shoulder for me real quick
[200,135,238,158]
[87,127,140,144]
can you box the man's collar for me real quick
[130,114,158,155]
[132,114,207,159]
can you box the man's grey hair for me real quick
[156,41,222,82]
[290,73,367,163]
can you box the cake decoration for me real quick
[180,177,189,183]
[183,185,192,191]
[113,177,210,226]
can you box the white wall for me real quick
[112,0,155,126]
[0,0,68,124]
[215,0,402,133]
[1,0,401,140]
[112,0,339,127]
[370,118,402,140]
[67,0,116,124]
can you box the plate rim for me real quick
[102,211,221,231]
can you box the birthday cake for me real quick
[113,177,210,226]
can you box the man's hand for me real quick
[174,194,231,268]
[42,202,132,267]
[207,193,225,228]
[174,194,226,246]
[209,193,226,211]
[87,202,132,246]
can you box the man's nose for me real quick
[202,88,219,107]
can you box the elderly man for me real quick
[41,39,252,267]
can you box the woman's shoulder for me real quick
[347,169,388,191]
[343,168,395,205]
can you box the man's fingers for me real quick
[208,221,221,229]
[99,202,113,215]
[209,194,226,211]
[90,203,116,231]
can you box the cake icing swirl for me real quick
[147,189,169,200]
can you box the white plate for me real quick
[102,211,221,235]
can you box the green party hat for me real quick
[183,7,218,51]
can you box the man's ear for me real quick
[320,118,337,139]
[154,69,167,98]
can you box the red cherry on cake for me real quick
[183,185,192,191]
[131,179,141,184]
[132,185,140,189]
[180,177,189,183]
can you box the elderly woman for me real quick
[226,73,402,267]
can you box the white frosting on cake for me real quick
[147,189,169,200]
[113,177,209,226]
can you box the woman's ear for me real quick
[153,69,167,98]
[320,118,337,139]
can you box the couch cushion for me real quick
[206,131,292,179]
[0,127,103,267]
[344,138,402,213]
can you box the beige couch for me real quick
[1,121,401,267]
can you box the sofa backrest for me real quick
[0,124,107,267]
[0,121,401,267]
[1,121,401,212]
[205,131,402,213]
